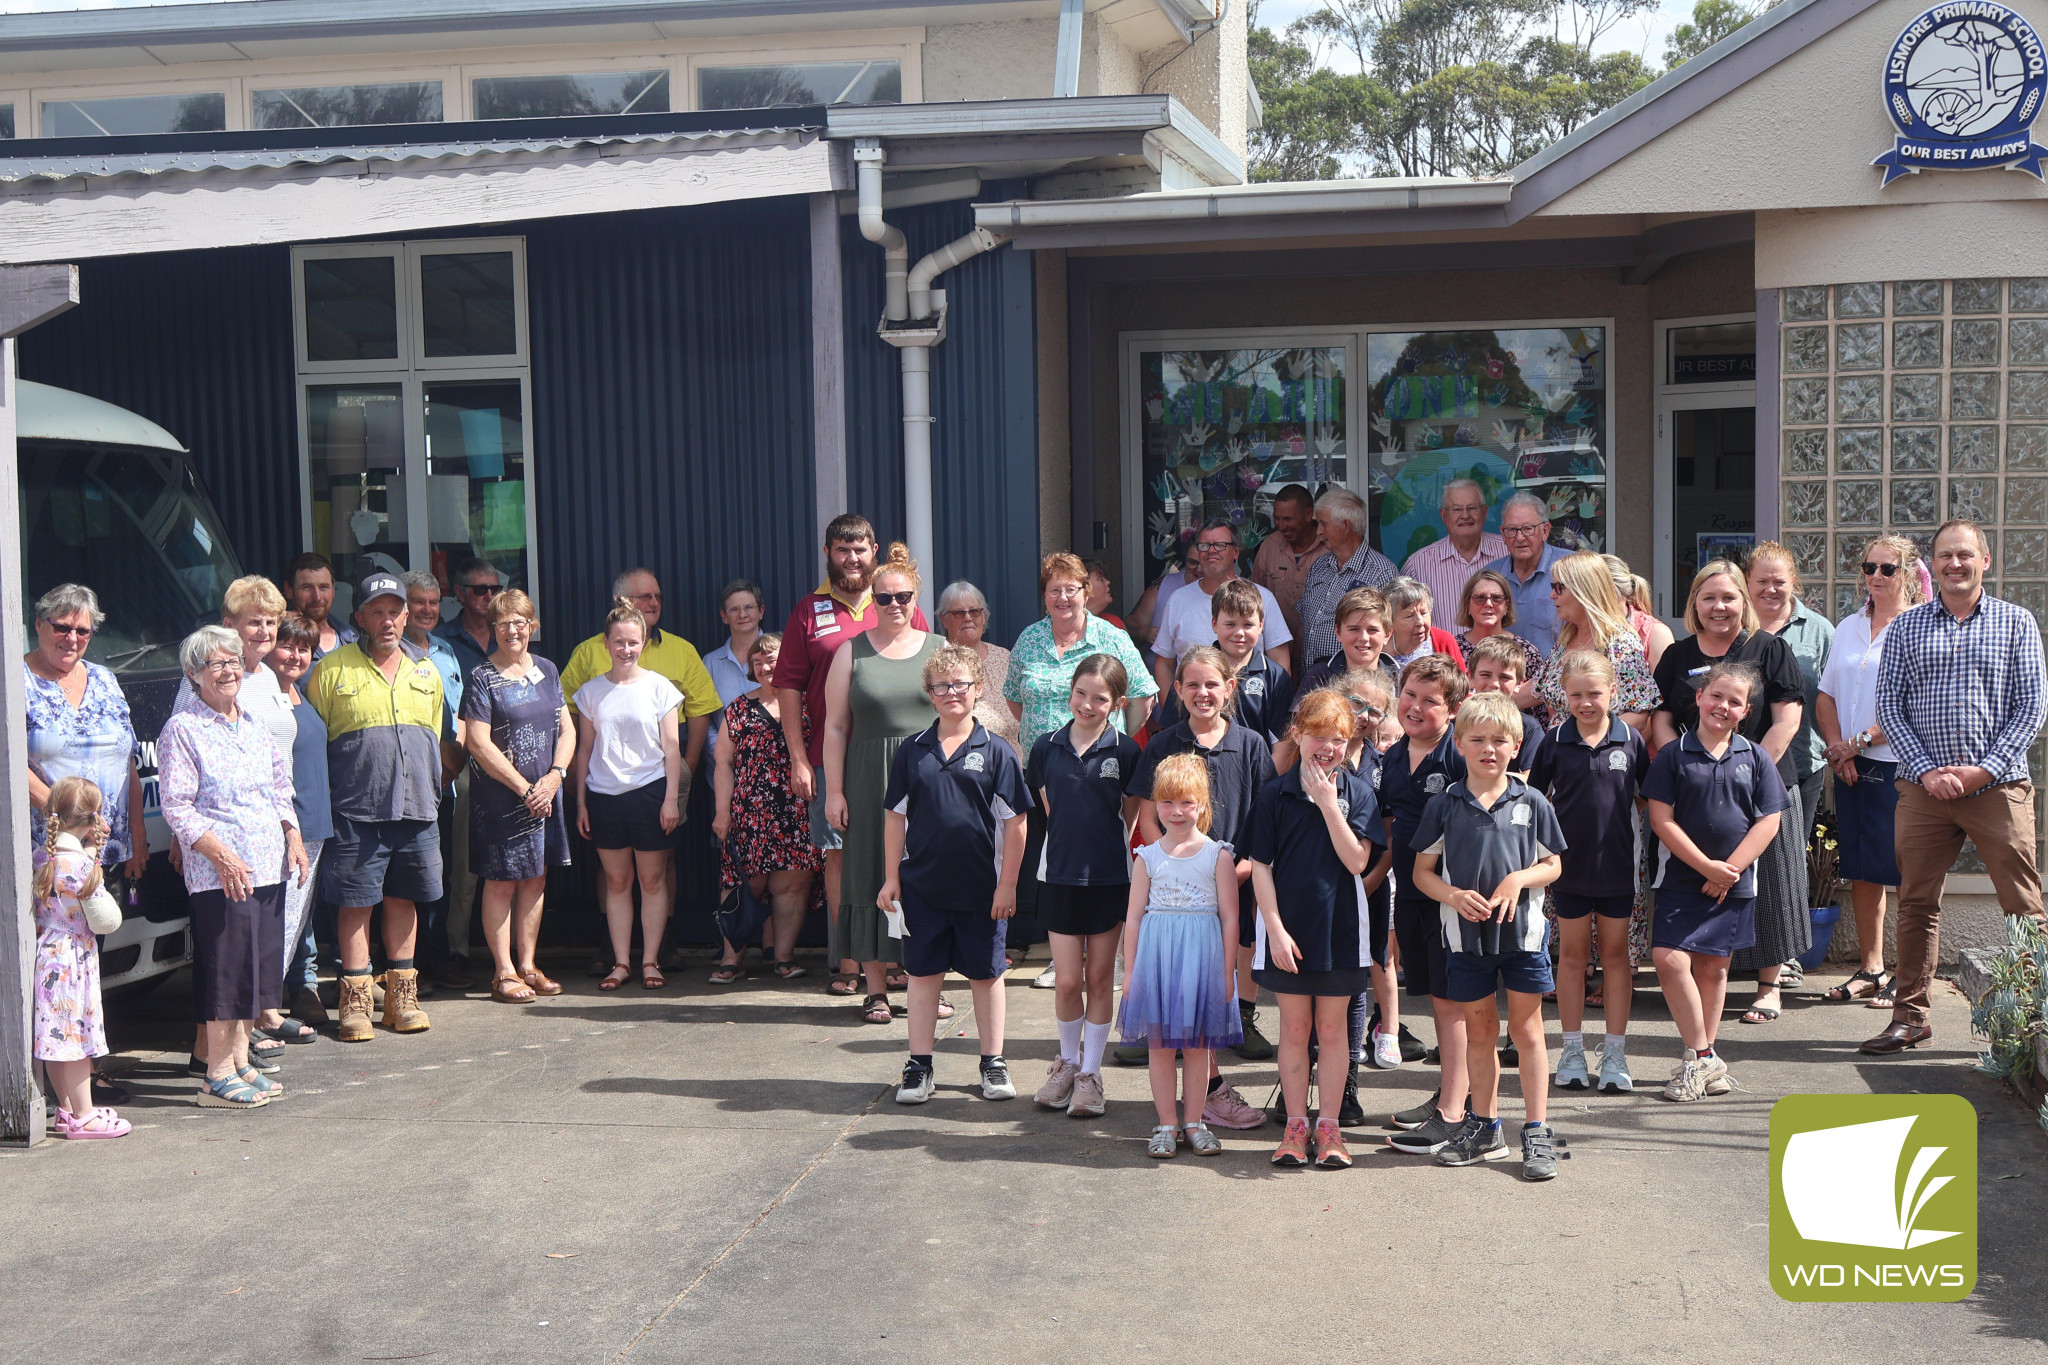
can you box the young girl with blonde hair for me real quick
[33,776,132,1137]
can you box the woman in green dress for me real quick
[824,545,941,1024]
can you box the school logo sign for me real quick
[1874,2,2048,183]
[1770,1095,1976,1301]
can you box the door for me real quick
[1654,316,1757,622]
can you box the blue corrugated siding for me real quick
[17,244,300,578]
[841,195,1038,641]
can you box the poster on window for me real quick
[1365,327,1608,560]
[1136,346,1347,590]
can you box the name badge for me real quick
[1510,803,1532,826]
[813,598,835,614]
[814,622,840,638]
[1608,750,1631,772]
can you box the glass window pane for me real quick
[698,60,901,110]
[41,92,226,137]
[424,380,527,595]
[1,105,14,140]
[303,256,399,363]
[1137,347,1347,591]
[1669,322,1756,385]
[474,69,669,119]
[253,81,442,130]
[308,384,408,593]
[1366,327,1609,557]
[419,252,517,358]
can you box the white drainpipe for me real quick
[854,139,1006,602]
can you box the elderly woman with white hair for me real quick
[1295,486,1400,668]
[937,580,1020,758]
[159,625,309,1109]
[1381,576,1467,672]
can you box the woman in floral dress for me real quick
[711,633,823,982]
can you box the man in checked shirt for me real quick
[1864,519,2048,1054]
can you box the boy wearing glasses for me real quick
[1153,519,1293,694]
[879,645,1033,1103]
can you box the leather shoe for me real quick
[1859,1021,1933,1055]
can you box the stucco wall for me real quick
[1135,0,1248,159]
[1758,201,2048,287]
[920,13,1150,102]
[1541,0,2048,219]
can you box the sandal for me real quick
[248,1029,287,1058]
[641,962,666,990]
[772,960,808,980]
[1825,967,1886,1002]
[1778,959,1805,987]
[1742,989,1782,1024]
[884,968,908,991]
[709,962,745,985]
[238,1065,284,1097]
[492,974,538,1003]
[520,968,563,997]
[935,994,956,1019]
[1866,972,1897,1008]
[826,972,860,996]
[268,1017,318,1044]
[1585,986,1605,1009]
[598,963,631,992]
[861,993,894,1024]
[196,1074,271,1108]
[55,1106,131,1140]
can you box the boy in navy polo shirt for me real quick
[879,645,1032,1105]
[1411,691,1566,1180]
[1529,649,1649,1094]
[1154,579,1297,744]
[1464,634,1546,776]
[1298,587,1397,698]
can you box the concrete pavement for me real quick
[4,958,2044,1364]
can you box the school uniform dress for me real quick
[1149,648,1297,746]
[1530,716,1648,919]
[1025,721,1142,937]
[883,720,1033,980]
[1131,719,1275,945]
[1378,729,1466,998]
[1118,834,1243,1049]
[1412,778,1566,1001]
[1246,765,1387,996]
[1642,732,1791,956]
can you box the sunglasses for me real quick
[927,680,973,697]
[875,590,916,607]
[460,583,503,597]
[1468,593,1507,607]
[46,623,93,639]
[1861,561,1901,578]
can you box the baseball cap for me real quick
[357,571,405,607]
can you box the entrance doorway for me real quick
[1654,315,1757,621]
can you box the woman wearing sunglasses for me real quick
[1814,536,1926,1010]
[823,544,942,1023]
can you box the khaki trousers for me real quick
[1892,779,2045,1027]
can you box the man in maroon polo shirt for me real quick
[774,513,930,990]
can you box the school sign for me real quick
[1874,1,2048,181]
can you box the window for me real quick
[0,105,13,140]
[474,69,670,119]
[41,92,226,137]
[293,240,533,610]
[698,59,900,109]
[253,81,443,130]
[1669,322,1756,385]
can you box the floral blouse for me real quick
[1536,628,1662,720]
[1004,613,1158,752]
[159,702,297,896]
[25,661,137,863]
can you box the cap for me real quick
[357,571,405,607]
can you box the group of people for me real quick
[23,481,2045,1168]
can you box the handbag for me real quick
[83,885,123,936]
[713,878,773,949]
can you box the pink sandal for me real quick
[56,1106,132,1140]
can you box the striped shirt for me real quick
[1874,592,2046,786]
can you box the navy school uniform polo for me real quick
[1131,719,1275,851]
[1151,648,1296,746]
[1245,765,1387,972]
[1641,731,1789,903]
[1530,716,1648,898]
[884,720,1034,912]
[1411,778,1567,957]
[1376,728,1465,905]
[1025,721,1142,886]
[1512,711,1545,774]
[1298,650,1399,697]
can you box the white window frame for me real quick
[291,238,536,606]
[30,77,242,137]
[462,59,682,122]
[1653,311,1758,621]
[685,43,922,110]
[0,90,25,139]
[247,70,453,132]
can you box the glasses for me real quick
[942,607,986,618]
[1468,592,1507,607]
[1195,540,1236,554]
[1046,585,1084,601]
[875,590,917,607]
[627,592,661,605]
[46,623,93,639]
[1502,524,1547,539]
[202,658,241,675]
[497,618,534,632]
[460,583,503,597]
[1861,561,1901,578]
[1548,582,1568,596]
[1442,504,1485,517]
[1347,698,1387,721]
[927,680,974,697]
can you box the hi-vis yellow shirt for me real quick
[305,642,445,823]
[560,628,721,721]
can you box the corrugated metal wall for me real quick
[17,244,301,578]
[840,193,1039,642]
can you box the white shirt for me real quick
[1154,579,1293,664]
[1815,609,1896,762]
[574,672,684,795]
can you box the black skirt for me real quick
[189,881,285,1022]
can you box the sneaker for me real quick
[1397,1023,1428,1063]
[1388,1108,1467,1154]
[1066,1071,1106,1118]
[1520,1122,1559,1181]
[1034,1058,1080,1108]
[1032,965,1057,989]
[1182,1121,1223,1155]
[1235,1004,1276,1061]
[980,1057,1017,1100]
[1554,1040,1590,1091]
[1436,1116,1510,1166]
[1661,1050,1711,1103]
[1201,1081,1267,1130]
[1270,1116,1312,1167]
[1113,1043,1148,1066]
[1369,1025,1403,1071]
[1390,1089,1441,1131]
[1596,1042,1634,1094]
[1336,1069,1365,1127]
[1312,1117,1352,1169]
[896,1059,936,1105]
[1700,1051,1732,1096]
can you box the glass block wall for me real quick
[1780,276,2048,875]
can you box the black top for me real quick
[1529,716,1649,897]
[1652,630,1805,783]
[1641,731,1790,901]
[1026,721,1143,887]
[1131,719,1276,851]
[1245,765,1384,971]
[1376,728,1466,904]
[1151,649,1297,746]
[884,721,1034,910]
[1512,711,1546,775]
[1298,650,1399,697]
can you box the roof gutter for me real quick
[974,178,1512,246]
[827,96,1244,187]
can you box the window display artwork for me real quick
[1365,327,1609,560]
[1136,346,1348,587]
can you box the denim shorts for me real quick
[1443,947,1555,1002]
[808,782,844,853]
[323,814,442,908]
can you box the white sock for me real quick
[1081,1020,1112,1075]
[1563,1030,1583,1049]
[1056,1014,1084,1065]
[1604,1033,1625,1055]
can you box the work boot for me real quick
[381,968,431,1033]
[336,973,375,1043]
[1235,1001,1276,1061]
